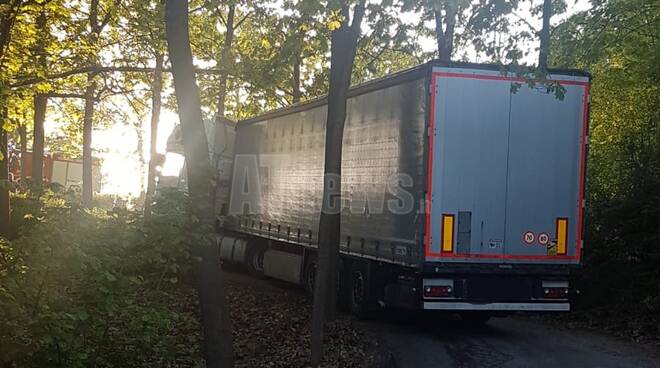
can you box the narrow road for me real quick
[225,270,660,368]
[364,312,660,368]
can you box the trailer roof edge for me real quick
[236,61,590,126]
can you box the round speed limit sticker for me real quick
[523,231,535,245]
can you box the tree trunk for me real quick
[0,109,9,238]
[292,51,302,104]
[18,124,27,178]
[215,3,235,119]
[82,74,96,207]
[164,0,234,367]
[30,5,48,188]
[0,0,17,238]
[538,0,552,70]
[310,1,365,366]
[32,93,47,186]
[434,0,457,62]
[144,53,164,217]
[80,0,107,207]
[136,123,145,194]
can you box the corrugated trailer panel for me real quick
[227,76,428,266]
[425,67,589,264]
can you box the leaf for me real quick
[78,311,89,321]
[327,19,342,31]
[105,272,117,282]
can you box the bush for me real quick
[0,188,203,367]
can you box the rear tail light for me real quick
[424,285,453,298]
[543,287,569,299]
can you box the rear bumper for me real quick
[423,301,569,311]
[420,275,571,312]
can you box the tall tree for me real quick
[433,0,462,61]
[538,0,552,69]
[190,0,265,119]
[32,94,46,183]
[30,6,48,188]
[164,0,234,366]
[0,0,24,237]
[144,53,163,216]
[310,0,366,366]
[17,124,27,173]
[403,0,524,64]
[82,72,96,205]
[82,0,120,206]
[118,0,167,211]
[291,34,302,103]
[215,1,235,118]
[401,0,470,62]
[0,109,9,238]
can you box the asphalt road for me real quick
[225,270,660,368]
[363,312,660,368]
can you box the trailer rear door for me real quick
[425,67,589,264]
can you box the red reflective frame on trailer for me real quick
[424,71,589,262]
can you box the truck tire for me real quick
[303,256,317,300]
[245,244,266,277]
[348,262,369,318]
[304,255,348,311]
[336,259,349,312]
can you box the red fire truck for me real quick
[9,151,101,190]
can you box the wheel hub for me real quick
[352,271,365,307]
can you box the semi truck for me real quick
[213,61,590,318]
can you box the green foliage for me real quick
[0,188,203,367]
[552,0,660,335]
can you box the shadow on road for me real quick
[368,309,515,339]
[224,268,660,368]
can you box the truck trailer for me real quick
[214,61,590,317]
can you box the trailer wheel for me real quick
[336,259,349,312]
[245,244,266,277]
[349,263,369,317]
[303,257,317,299]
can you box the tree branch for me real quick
[10,65,226,88]
[98,0,122,32]
[234,12,251,29]
[349,0,366,35]
[46,92,88,99]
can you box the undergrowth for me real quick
[0,188,203,367]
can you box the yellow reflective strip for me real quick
[442,214,454,253]
[556,218,568,255]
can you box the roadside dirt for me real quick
[224,270,394,368]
